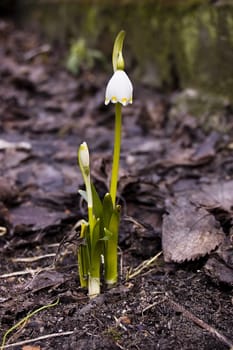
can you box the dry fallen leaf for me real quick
[191,180,233,213]
[24,270,65,293]
[10,202,68,230]
[22,346,41,350]
[162,196,224,262]
[204,256,233,286]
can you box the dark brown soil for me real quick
[0,20,233,350]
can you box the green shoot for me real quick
[78,142,102,297]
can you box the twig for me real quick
[46,243,60,248]
[1,331,74,349]
[142,295,166,315]
[168,298,233,349]
[0,267,54,279]
[115,342,126,350]
[128,251,162,279]
[12,254,56,263]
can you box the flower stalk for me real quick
[104,30,133,286]
[110,102,122,207]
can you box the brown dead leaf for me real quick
[162,196,224,262]
[204,256,233,286]
[22,346,41,350]
[138,98,167,131]
[191,180,233,213]
[10,202,68,230]
[0,149,30,170]
[24,270,65,293]
[217,235,233,269]
[0,176,19,204]
[191,131,219,163]
[153,132,219,170]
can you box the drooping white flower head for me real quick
[105,70,133,106]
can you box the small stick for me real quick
[128,251,162,279]
[142,297,166,315]
[0,267,54,279]
[12,254,56,263]
[168,298,233,349]
[1,331,74,349]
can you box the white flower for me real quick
[105,70,133,106]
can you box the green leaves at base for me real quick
[77,184,120,288]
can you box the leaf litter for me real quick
[0,18,232,350]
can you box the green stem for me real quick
[110,103,122,207]
[85,173,94,238]
[88,206,94,237]
[104,205,120,286]
[104,239,118,285]
[77,221,89,288]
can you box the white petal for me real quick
[105,70,133,106]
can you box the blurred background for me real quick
[1,0,233,130]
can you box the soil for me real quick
[0,19,233,350]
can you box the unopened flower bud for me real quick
[79,142,90,175]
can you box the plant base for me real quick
[88,277,100,298]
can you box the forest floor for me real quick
[0,19,233,350]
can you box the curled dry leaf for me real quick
[162,196,224,262]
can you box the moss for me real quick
[103,327,122,341]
